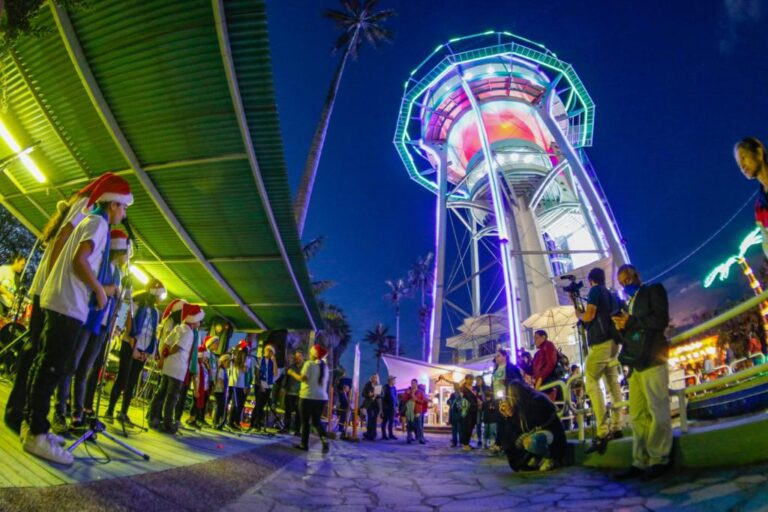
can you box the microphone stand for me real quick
[68,272,150,461]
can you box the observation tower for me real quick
[394,31,629,365]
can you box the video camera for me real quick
[560,274,583,295]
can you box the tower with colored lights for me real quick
[394,31,629,365]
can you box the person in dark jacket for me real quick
[498,380,567,472]
[362,374,380,440]
[612,264,672,480]
[381,375,398,440]
[459,375,479,451]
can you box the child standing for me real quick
[148,303,204,434]
[24,175,133,464]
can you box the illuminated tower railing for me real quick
[394,31,629,364]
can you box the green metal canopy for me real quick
[0,0,322,331]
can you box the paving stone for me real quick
[441,495,524,511]
[644,496,674,510]
[614,496,645,506]
[661,482,701,495]
[736,474,768,484]
[420,483,478,497]
[424,496,454,507]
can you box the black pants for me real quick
[381,406,395,437]
[83,332,109,412]
[26,309,83,435]
[148,375,183,428]
[226,386,246,427]
[300,398,326,448]
[108,340,147,416]
[213,391,226,426]
[73,329,108,418]
[365,403,379,439]
[4,295,43,432]
[250,385,271,429]
[460,409,477,446]
[284,393,300,433]
[54,326,93,418]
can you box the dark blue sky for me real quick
[267,0,768,375]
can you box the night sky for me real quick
[266,0,768,376]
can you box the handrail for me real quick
[683,360,768,396]
[670,288,768,345]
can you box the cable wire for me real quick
[645,190,757,283]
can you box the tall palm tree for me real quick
[384,278,410,357]
[293,0,395,236]
[408,252,434,361]
[364,323,392,373]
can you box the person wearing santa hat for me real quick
[106,278,165,426]
[24,174,133,465]
[4,172,118,435]
[186,335,219,428]
[148,303,204,434]
[51,228,131,432]
[287,343,330,454]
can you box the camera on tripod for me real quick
[560,274,583,295]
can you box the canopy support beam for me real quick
[50,2,267,330]
[212,0,317,331]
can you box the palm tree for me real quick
[364,323,392,373]
[293,0,395,236]
[318,300,352,368]
[384,278,410,357]
[408,252,434,361]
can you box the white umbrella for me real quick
[523,305,578,344]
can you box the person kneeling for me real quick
[498,381,567,472]
[148,304,204,434]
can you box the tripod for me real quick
[68,277,150,461]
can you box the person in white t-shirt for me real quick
[148,303,204,434]
[287,344,330,454]
[23,175,133,465]
[4,173,115,435]
[106,278,164,426]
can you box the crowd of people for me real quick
[1,135,767,475]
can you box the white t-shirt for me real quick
[40,213,108,323]
[30,197,88,297]
[162,323,195,381]
[228,356,252,388]
[299,359,329,400]
[0,265,18,308]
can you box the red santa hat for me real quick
[86,174,134,208]
[182,303,204,324]
[110,229,129,251]
[312,343,328,360]
[162,298,187,321]
[77,172,117,198]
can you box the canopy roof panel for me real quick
[0,0,321,331]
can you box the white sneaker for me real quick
[23,433,74,465]
[47,432,67,447]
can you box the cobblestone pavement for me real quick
[224,434,768,512]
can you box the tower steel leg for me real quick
[459,75,522,364]
[422,141,448,365]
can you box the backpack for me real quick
[552,349,569,380]
[587,286,622,346]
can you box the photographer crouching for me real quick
[497,380,567,472]
[611,264,672,480]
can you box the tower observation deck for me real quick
[394,31,629,364]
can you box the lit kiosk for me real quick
[393,31,629,377]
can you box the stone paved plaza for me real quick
[225,433,768,512]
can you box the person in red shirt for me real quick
[532,330,559,402]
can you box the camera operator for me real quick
[611,264,672,480]
[577,267,623,454]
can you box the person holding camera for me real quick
[577,267,624,454]
[611,264,672,480]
